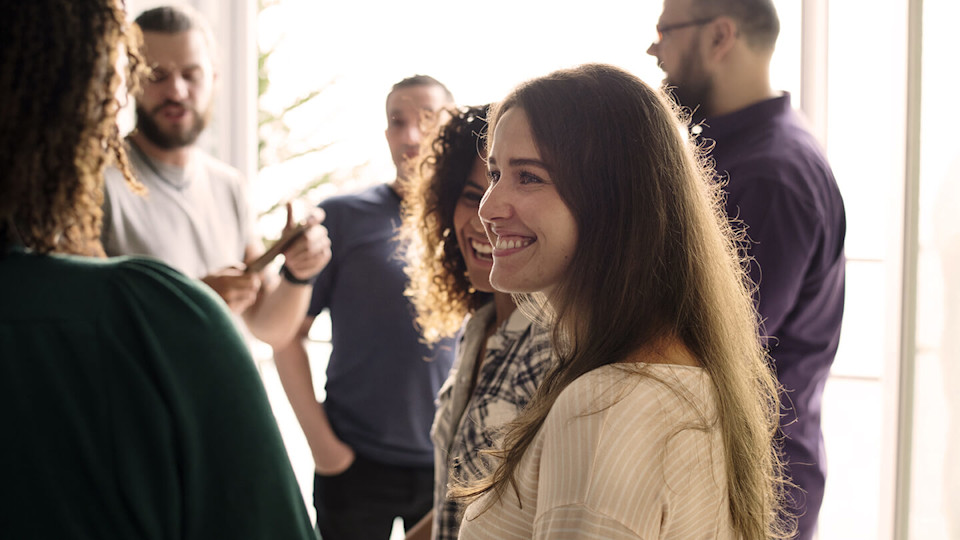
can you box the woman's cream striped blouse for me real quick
[458,363,735,539]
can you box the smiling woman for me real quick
[456,63,789,540]
[481,108,577,300]
[399,105,555,540]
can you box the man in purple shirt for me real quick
[648,1,845,538]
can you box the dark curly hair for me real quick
[0,0,144,256]
[401,105,491,343]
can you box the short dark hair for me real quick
[389,74,454,104]
[135,5,205,34]
[134,5,217,68]
[693,0,780,50]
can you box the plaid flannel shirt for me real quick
[430,303,554,540]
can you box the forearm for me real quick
[244,275,312,347]
[273,330,354,473]
[404,509,433,540]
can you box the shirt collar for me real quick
[696,92,792,141]
[486,307,535,356]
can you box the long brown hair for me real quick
[466,64,788,540]
[0,0,144,256]
[402,105,491,343]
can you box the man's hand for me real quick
[201,267,262,314]
[281,202,332,283]
[313,435,356,476]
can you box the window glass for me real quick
[254,0,803,211]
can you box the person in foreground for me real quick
[0,2,316,538]
[455,64,791,540]
[400,106,554,540]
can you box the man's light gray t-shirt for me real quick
[102,145,255,279]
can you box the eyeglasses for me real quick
[654,17,717,44]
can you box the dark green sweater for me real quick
[0,249,315,540]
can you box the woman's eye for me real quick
[486,170,501,185]
[459,191,482,207]
[518,171,544,185]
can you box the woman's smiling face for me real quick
[453,158,496,293]
[479,107,578,299]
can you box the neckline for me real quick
[696,93,791,141]
[383,182,403,202]
[127,138,192,191]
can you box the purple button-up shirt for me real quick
[698,93,846,540]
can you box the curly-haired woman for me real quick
[0,2,316,538]
[401,105,554,540]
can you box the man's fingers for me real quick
[286,224,329,257]
[304,207,325,226]
[285,201,295,230]
[225,288,258,314]
[287,230,331,266]
[223,273,261,292]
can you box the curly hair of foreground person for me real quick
[0,0,145,256]
[402,105,492,343]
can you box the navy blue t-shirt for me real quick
[698,93,845,537]
[309,183,454,467]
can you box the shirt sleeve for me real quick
[532,380,644,540]
[726,169,821,340]
[307,199,337,316]
[100,166,124,257]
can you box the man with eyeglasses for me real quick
[648,2,846,539]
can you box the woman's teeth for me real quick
[471,239,493,254]
[471,239,493,260]
[495,237,533,250]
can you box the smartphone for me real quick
[244,223,308,274]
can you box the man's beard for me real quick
[664,36,715,121]
[135,101,208,149]
[668,75,713,122]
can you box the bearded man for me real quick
[102,5,331,350]
[648,1,846,538]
